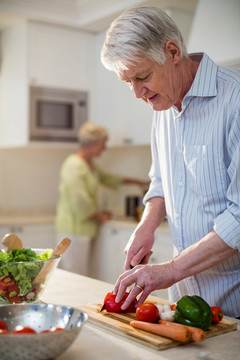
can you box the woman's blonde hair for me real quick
[78,122,108,148]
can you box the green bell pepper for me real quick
[174,295,213,330]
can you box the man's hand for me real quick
[124,225,154,270]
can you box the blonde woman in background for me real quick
[55,122,149,275]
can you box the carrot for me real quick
[170,303,176,311]
[130,320,191,342]
[158,320,206,342]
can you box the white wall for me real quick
[0,23,28,146]
[97,145,151,216]
[0,145,151,216]
[0,20,152,217]
[93,32,153,146]
[188,0,240,66]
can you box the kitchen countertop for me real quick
[0,210,170,233]
[41,269,240,360]
[0,208,56,226]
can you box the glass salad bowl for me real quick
[0,248,61,304]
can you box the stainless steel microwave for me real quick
[30,86,88,142]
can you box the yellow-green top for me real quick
[55,154,123,236]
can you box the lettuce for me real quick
[0,248,53,298]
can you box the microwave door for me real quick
[30,86,88,142]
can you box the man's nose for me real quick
[131,80,146,99]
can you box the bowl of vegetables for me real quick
[0,248,61,304]
[0,303,88,360]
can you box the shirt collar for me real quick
[186,53,218,98]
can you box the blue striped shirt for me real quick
[144,53,240,317]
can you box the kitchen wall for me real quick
[1,0,239,219]
[188,0,240,67]
[0,17,153,218]
[0,144,151,217]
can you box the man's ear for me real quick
[164,40,181,63]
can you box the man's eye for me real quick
[138,75,149,81]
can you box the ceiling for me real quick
[0,0,198,33]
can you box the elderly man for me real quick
[101,7,240,318]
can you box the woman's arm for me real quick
[122,177,150,190]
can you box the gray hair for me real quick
[101,6,188,72]
[78,122,108,148]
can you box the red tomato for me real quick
[8,285,20,294]
[170,304,176,311]
[136,303,159,323]
[0,320,8,331]
[8,296,22,304]
[49,327,64,332]
[0,329,10,335]
[40,329,51,333]
[13,326,36,334]
[0,284,7,291]
[3,277,15,287]
[103,292,136,313]
[211,306,223,324]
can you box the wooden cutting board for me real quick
[79,297,237,351]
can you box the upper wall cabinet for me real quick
[93,33,154,147]
[0,22,96,148]
[28,22,96,90]
[0,23,29,147]
[188,0,240,67]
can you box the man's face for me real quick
[118,54,182,111]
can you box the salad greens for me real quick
[0,248,53,303]
[0,248,53,262]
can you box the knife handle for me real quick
[129,258,144,269]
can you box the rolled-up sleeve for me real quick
[213,106,240,251]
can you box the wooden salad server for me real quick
[32,237,71,285]
[1,233,23,252]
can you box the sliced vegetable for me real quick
[0,320,8,331]
[175,295,212,330]
[130,320,191,342]
[102,292,136,313]
[159,320,206,342]
[13,326,37,334]
[49,327,64,332]
[211,307,223,324]
[0,248,53,304]
[136,303,159,323]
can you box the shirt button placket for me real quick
[175,115,185,249]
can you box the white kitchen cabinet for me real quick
[90,222,129,283]
[28,22,96,91]
[0,22,152,148]
[93,33,153,147]
[0,21,96,148]
[0,223,55,249]
[90,220,173,299]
